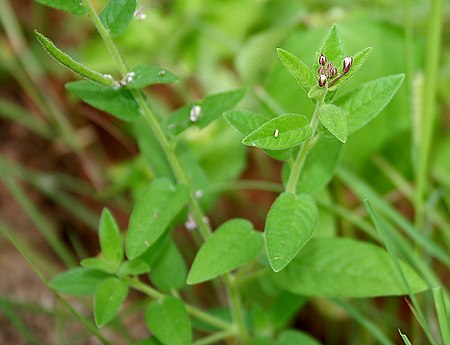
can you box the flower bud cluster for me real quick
[317,53,353,88]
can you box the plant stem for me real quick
[80,2,248,341]
[285,96,324,194]
[125,277,235,332]
[414,0,444,230]
[193,330,237,345]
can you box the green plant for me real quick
[2,0,448,345]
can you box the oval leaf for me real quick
[50,268,111,296]
[117,259,150,277]
[80,257,117,274]
[35,0,86,15]
[145,297,191,345]
[265,193,318,272]
[272,237,427,298]
[35,32,115,87]
[277,48,315,94]
[126,65,178,89]
[277,330,322,345]
[94,277,128,327]
[334,74,405,135]
[125,179,189,259]
[313,24,344,71]
[99,208,123,267]
[187,219,263,284]
[318,104,348,143]
[66,80,141,122]
[150,239,187,292]
[100,0,137,37]
[242,114,312,150]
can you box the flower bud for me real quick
[343,56,353,73]
[318,74,327,87]
[319,53,327,66]
[318,65,327,75]
[330,66,338,77]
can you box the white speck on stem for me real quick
[274,128,279,138]
[189,105,202,122]
[158,70,166,77]
[185,213,197,231]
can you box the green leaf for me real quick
[117,259,150,277]
[318,104,348,143]
[166,89,246,136]
[126,179,189,259]
[307,84,325,99]
[265,193,318,272]
[223,110,294,161]
[272,237,427,298]
[149,239,187,292]
[187,219,263,284]
[334,74,404,135]
[50,268,111,296]
[80,257,117,274]
[99,208,123,267]
[223,110,270,136]
[277,48,315,94]
[66,80,141,122]
[94,277,128,327]
[145,297,191,345]
[126,65,178,89]
[277,330,322,345]
[269,293,307,330]
[399,330,413,345]
[133,338,163,345]
[242,114,311,150]
[294,136,342,194]
[34,0,86,15]
[100,0,137,37]
[313,24,344,70]
[328,47,372,91]
[35,32,114,87]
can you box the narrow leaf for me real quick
[265,193,318,272]
[187,219,264,284]
[399,330,413,345]
[117,259,150,277]
[34,0,86,15]
[100,0,137,37]
[334,74,405,135]
[166,89,246,136]
[94,277,128,327]
[35,31,115,87]
[313,24,344,70]
[328,47,372,91]
[318,104,348,143]
[66,80,141,122]
[272,238,428,298]
[125,179,189,259]
[145,297,191,345]
[50,268,111,296]
[99,208,123,267]
[126,65,178,89]
[242,114,312,150]
[277,48,315,94]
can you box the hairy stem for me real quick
[285,95,325,194]
[81,1,248,341]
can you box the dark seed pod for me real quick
[343,56,353,73]
[319,53,327,66]
[318,74,327,87]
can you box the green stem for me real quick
[223,274,250,343]
[285,96,324,194]
[125,278,235,332]
[193,330,236,345]
[414,0,444,230]
[81,1,248,340]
